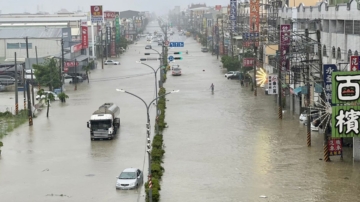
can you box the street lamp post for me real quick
[115,89,179,202]
[136,61,165,134]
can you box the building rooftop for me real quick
[0,27,62,39]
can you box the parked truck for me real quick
[87,103,120,140]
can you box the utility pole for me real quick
[305,29,311,147]
[101,28,104,69]
[216,18,219,59]
[61,39,65,92]
[14,52,19,115]
[23,68,26,111]
[74,59,77,91]
[105,24,109,60]
[253,23,257,96]
[26,80,33,126]
[25,37,35,107]
[278,49,282,119]
[230,30,234,57]
[221,19,225,56]
[316,30,330,162]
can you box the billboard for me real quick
[323,64,337,105]
[243,58,255,67]
[350,56,360,71]
[280,24,290,71]
[90,5,103,23]
[115,15,121,45]
[104,11,119,20]
[267,74,278,95]
[331,71,360,137]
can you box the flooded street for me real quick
[1,21,360,202]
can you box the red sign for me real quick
[90,6,103,17]
[350,56,360,71]
[215,5,221,11]
[64,61,79,68]
[81,26,88,48]
[71,43,82,53]
[243,58,255,67]
[242,41,259,47]
[328,139,342,156]
[104,11,119,20]
[250,0,260,32]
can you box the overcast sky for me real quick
[1,0,231,14]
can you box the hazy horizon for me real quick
[0,0,231,15]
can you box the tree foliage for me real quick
[37,89,56,118]
[33,58,61,91]
[119,36,128,49]
[221,55,241,71]
[82,61,93,83]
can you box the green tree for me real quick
[82,61,93,83]
[221,55,241,71]
[119,36,128,50]
[200,35,207,47]
[33,58,61,91]
[37,89,56,118]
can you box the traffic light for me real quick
[144,53,150,55]
[140,58,147,61]
[174,52,182,55]
[174,57,182,60]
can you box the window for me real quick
[337,47,341,60]
[323,45,327,56]
[355,50,359,56]
[348,50,352,62]
[332,46,336,58]
[7,43,32,49]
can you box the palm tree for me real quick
[82,61,94,83]
[37,89,55,118]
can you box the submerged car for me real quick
[116,168,143,189]
[104,60,120,65]
[35,91,60,101]
[172,67,182,76]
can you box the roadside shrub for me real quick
[151,147,165,163]
[151,162,164,179]
[152,135,163,148]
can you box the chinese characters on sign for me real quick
[104,11,118,20]
[350,56,360,71]
[115,15,120,46]
[323,64,337,105]
[242,32,259,47]
[81,21,88,48]
[229,0,237,32]
[331,71,360,137]
[267,74,278,95]
[243,58,255,67]
[90,5,103,23]
[280,24,290,71]
[328,139,342,156]
[249,0,260,33]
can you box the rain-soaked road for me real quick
[1,21,360,202]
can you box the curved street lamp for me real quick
[115,88,179,202]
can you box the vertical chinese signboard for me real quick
[350,56,360,71]
[267,74,278,95]
[280,24,290,71]
[81,21,88,48]
[323,64,337,105]
[332,71,360,138]
[249,0,259,33]
[90,5,103,23]
[229,0,237,32]
[115,14,120,50]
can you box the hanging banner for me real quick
[249,0,260,32]
[280,24,291,71]
[90,5,103,23]
[323,64,337,105]
[267,74,278,95]
[229,0,237,32]
[111,41,116,56]
[350,56,360,71]
[81,21,88,48]
[215,5,222,11]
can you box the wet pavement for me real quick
[1,21,360,202]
